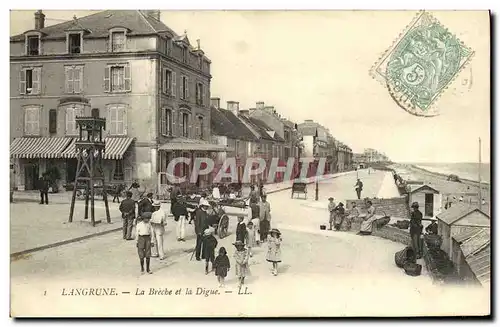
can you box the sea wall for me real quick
[346,196,409,219]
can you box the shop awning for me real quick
[10,137,73,159]
[61,137,135,160]
[159,137,233,152]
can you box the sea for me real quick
[411,162,491,184]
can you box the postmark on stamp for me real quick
[370,11,475,117]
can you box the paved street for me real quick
[10,169,490,316]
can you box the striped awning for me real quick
[159,137,233,152]
[61,137,134,160]
[10,137,73,159]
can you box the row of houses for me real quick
[9,10,353,193]
[353,148,390,167]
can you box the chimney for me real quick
[227,101,240,115]
[34,10,45,30]
[210,97,220,109]
[196,39,201,50]
[304,119,314,123]
[144,10,160,21]
[256,101,265,110]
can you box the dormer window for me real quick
[164,37,172,55]
[27,36,40,56]
[111,31,126,52]
[182,47,188,63]
[68,33,82,54]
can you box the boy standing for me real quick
[328,197,336,230]
[136,212,153,274]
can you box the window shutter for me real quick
[104,66,110,92]
[24,109,30,135]
[160,108,165,135]
[74,66,82,93]
[171,72,176,97]
[124,65,131,92]
[49,109,57,134]
[185,76,189,100]
[162,67,167,94]
[179,112,183,137]
[188,114,192,138]
[65,108,71,134]
[202,84,206,106]
[33,108,40,135]
[65,66,73,93]
[122,106,128,135]
[32,67,41,95]
[19,69,26,95]
[107,107,113,135]
[105,38,110,52]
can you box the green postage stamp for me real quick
[370,11,475,117]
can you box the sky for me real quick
[9,10,491,163]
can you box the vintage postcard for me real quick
[9,10,490,317]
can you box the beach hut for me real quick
[451,229,490,287]
[408,184,442,218]
[436,203,490,257]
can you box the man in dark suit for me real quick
[194,199,210,261]
[119,191,136,240]
[138,192,154,217]
[410,202,423,259]
[38,174,49,205]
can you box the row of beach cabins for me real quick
[390,165,490,288]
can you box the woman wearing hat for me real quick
[194,199,210,261]
[358,200,376,236]
[233,240,249,287]
[333,202,346,231]
[202,227,218,274]
[150,200,167,260]
[266,229,282,276]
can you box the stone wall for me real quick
[373,226,411,245]
[346,196,409,219]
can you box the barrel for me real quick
[404,263,422,276]
[395,246,416,268]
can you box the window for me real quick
[65,104,84,135]
[104,65,131,93]
[91,108,100,118]
[113,160,124,180]
[182,47,188,62]
[107,104,127,135]
[68,33,81,54]
[198,116,204,139]
[19,67,41,95]
[182,113,189,137]
[111,32,126,52]
[27,36,40,56]
[162,68,176,96]
[196,83,205,106]
[181,75,189,100]
[49,109,57,134]
[160,108,173,136]
[24,107,40,136]
[65,65,83,94]
[164,37,171,55]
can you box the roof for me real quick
[238,116,275,141]
[409,184,440,194]
[460,229,490,257]
[210,107,238,139]
[436,203,489,225]
[247,117,285,142]
[11,10,179,42]
[212,108,258,142]
[453,229,483,243]
[464,243,490,286]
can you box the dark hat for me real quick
[147,192,154,197]
[141,212,152,219]
[338,202,344,207]
[411,202,419,208]
[328,197,334,201]
[269,228,281,236]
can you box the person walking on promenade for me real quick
[410,202,423,259]
[202,227,218,274]
[136,212,153,274]
[172,196,188,242]
[259,194,271,242]
[358,200,376,236]
[170,183,181,215]
[213,247,230,288]
[233,240,250,287]
[354,178,363,200]
[138,192,154,218]
[150,201,167,260]
[119,191,136,240]
[267,228,282,276]
[112,183,125,203]
[246,221,257,257]
[194,199,210,261]
[328,197,336,230]
[38,174,49,205]
[236,215,247,244]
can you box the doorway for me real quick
[24,164,39,190]
[425,193,434,217]
[66,159,78,183]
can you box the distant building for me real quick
[363,148,389,163]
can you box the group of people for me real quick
[326,197,379,236]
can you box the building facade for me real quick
[10,10,222,192]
